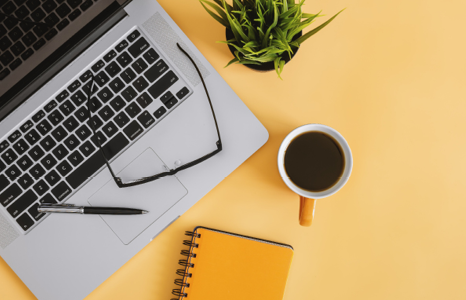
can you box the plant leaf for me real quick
[225,57,239,67]
[200,1,229,27]
[294,9,345,45]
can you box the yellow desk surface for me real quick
[2,0,466,299]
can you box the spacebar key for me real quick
[66,133,130,189]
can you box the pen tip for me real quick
[142,210,149,214]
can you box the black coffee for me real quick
[284,131,345,192]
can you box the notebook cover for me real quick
[181,226,294,300]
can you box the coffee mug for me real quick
[277,124,353,226]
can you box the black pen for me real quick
[38,204,148,215]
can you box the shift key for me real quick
[7,190,38,218]
[0,183,22,207]
[147,71,178,99]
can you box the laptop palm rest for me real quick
[88,148,187,245]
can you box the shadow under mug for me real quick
[277,124,353,226]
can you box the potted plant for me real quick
[200,0,344,78]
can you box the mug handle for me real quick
[299,196,316,226]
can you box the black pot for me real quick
[225,29,302,72]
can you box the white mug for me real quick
[277,124,353,226]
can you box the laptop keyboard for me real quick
[0,0,97,80]
[0,27,192,232]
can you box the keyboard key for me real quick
[89,97,102,112]
[132,76,149,92]
[39,135,56,151]
[87,115,103,130]
[21,32,37,47]
[108,77,124,93]
[97,87,113,103]
[29,164,45,179]
[176,87,190,99]
[90,131,106,147]
[33,179,49,196]
[44,100,58,113]
[144,59,168,83]
[13,139,29,155]
[98,106,114,122]
[8,189,37,218]
[43,0,57,13]
[0,51,14,67]
[0,24,5,37]
[102,121,118,138]
[121,86,137,102]
[125,102,141,118]
[132,58,148,74]
[0,175,8,192]
[51,181,71,201]
[94,71,109,87]
[44,12,59,26]
[8,130,22,143]
[74,106,87,122]
[2,149,18,165]
[70,90,86,106]
[8,26,23,43]
[47,110,64,126]
[6,165,21,180]
[137,111,155,129]
[115,39,128,52]
[104,61,121,77]
[160,91,173,104]
[59,100,76,116]
[51,126,68,142]
[33,24,49,37]
[68,80,81,93]
[165,97,178,109]
[26,0,40,11]
[19,17,34,32]
[0,141,9,153]
[79,70,92,82]
[63,116,79,132]
[0,36,12,52]
[11,40,26,56]
[114,112,130,128]
[79,141,95,157]
[147,71,179,99]
[40,193,57,204]
[127,29,140,43]
[110,95,125,112]
[56,160,72,176]
[33,37,46,50]
[57,19,70,31]
[0,183,22,207]
[28,203,45,221]
[18,174,34,189]
[14,5,30,19]
[64,134,80,151]
[80,0,92,11]
[128,37,150,58]
[123,121,143,141]
[136,92,153,109]
[4,18,18,30]
[31,7,46,22]
[116,52,132,68]
[120,67,136,83]
[91,59,105,72]
[56,90,69,102]
[52,144,69,160]
[16,213,35,231]
[68,8,81,20]
[28,145,45,160]
[44,28,58,41]
[25,129,40,145]
[44,170,60,186]
[41,154,57,170]
[103,50,116,62]
[82,81,98,97]
[153,106,166,119]
[17,155,33,171]
[67,150,83,167]
[0,160,5,173]
[66,0,82,9]
[0,69,11,80]
[66,132,129,189]
[37,120,52,135]
[10,59,22,71]
[2,1,17,14]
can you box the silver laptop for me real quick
[0,0,268,299]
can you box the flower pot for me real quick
[225,29,302,72]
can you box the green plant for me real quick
[200,0,344,78]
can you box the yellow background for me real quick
[2,0,466,299]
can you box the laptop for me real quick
[0,0,268,299]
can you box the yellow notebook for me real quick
[171,226,294,300]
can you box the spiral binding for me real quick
[171,231,201,300]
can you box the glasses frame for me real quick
[86,43,222,188]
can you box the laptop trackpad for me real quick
[88,148,187,245]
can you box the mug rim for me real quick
[277,124,353,199]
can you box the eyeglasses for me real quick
[85,43,222,188]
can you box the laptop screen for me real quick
[0,0,131,121]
